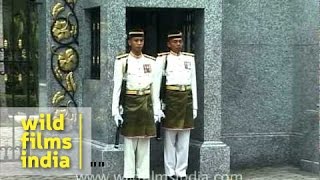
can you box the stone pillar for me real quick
[37,0,48,107]
[38,0,52,107]
[191,0,230,177]
[41,0,83,108]
[100,0,127,176]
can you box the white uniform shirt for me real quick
[153,51,198,113]
[112,52,157,116]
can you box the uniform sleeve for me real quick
[191,57,198,110]
[152,56,163,115]
[112,59,124,116]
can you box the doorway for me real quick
[126,8,201,56]
[126,7,204,171]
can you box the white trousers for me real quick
[123,137,150,179]
[164,129,190,177]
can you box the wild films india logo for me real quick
[19,109,85,170]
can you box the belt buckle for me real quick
[137,90,144,95]
[179,85,185,91]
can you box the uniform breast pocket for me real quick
[127,71,137,77]
[166,69,175,76]
[127,65,139,76]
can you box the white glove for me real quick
[119,105,124,115]
[154,115,161,123]
[159,110,165,119]
[154,110,165,123]
[161,101,166,110]
[114,113,123,127]
[193,109,197,119]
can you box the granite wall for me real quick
[291,0,319,173]
[221,0,319,171]
[38,0,319,176]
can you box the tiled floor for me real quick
[232,166,318,180]
[0,164,318,179]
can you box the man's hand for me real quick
[161,101,166,110]
[114,113,123,127]
[119,105,124,115]
[193,109,197,119]
[154,115,161,123]
[154,110,165,123]
[159,110,165,119]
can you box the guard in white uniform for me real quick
[111,29,160,180]
[153,31,198,179]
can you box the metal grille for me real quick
[0,0,39,162]
[90,8,100,79]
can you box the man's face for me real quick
[128,37,144,52]
[167,37,183,53]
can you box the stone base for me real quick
[189,141,230,178]
[90,142,104,175]
[92,140,230,178]
[300,159,319,174]
[102,144,124,176]
[91,142,124,176]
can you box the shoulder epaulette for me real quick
[116,53,129,60]
[182,52,195,57]
[144,54,156,60]
[157,52,169,57]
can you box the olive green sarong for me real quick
[121,94,156,137]
[162,89,193,129]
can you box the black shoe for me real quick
[166,176,176,180]
[176,177,186,180]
